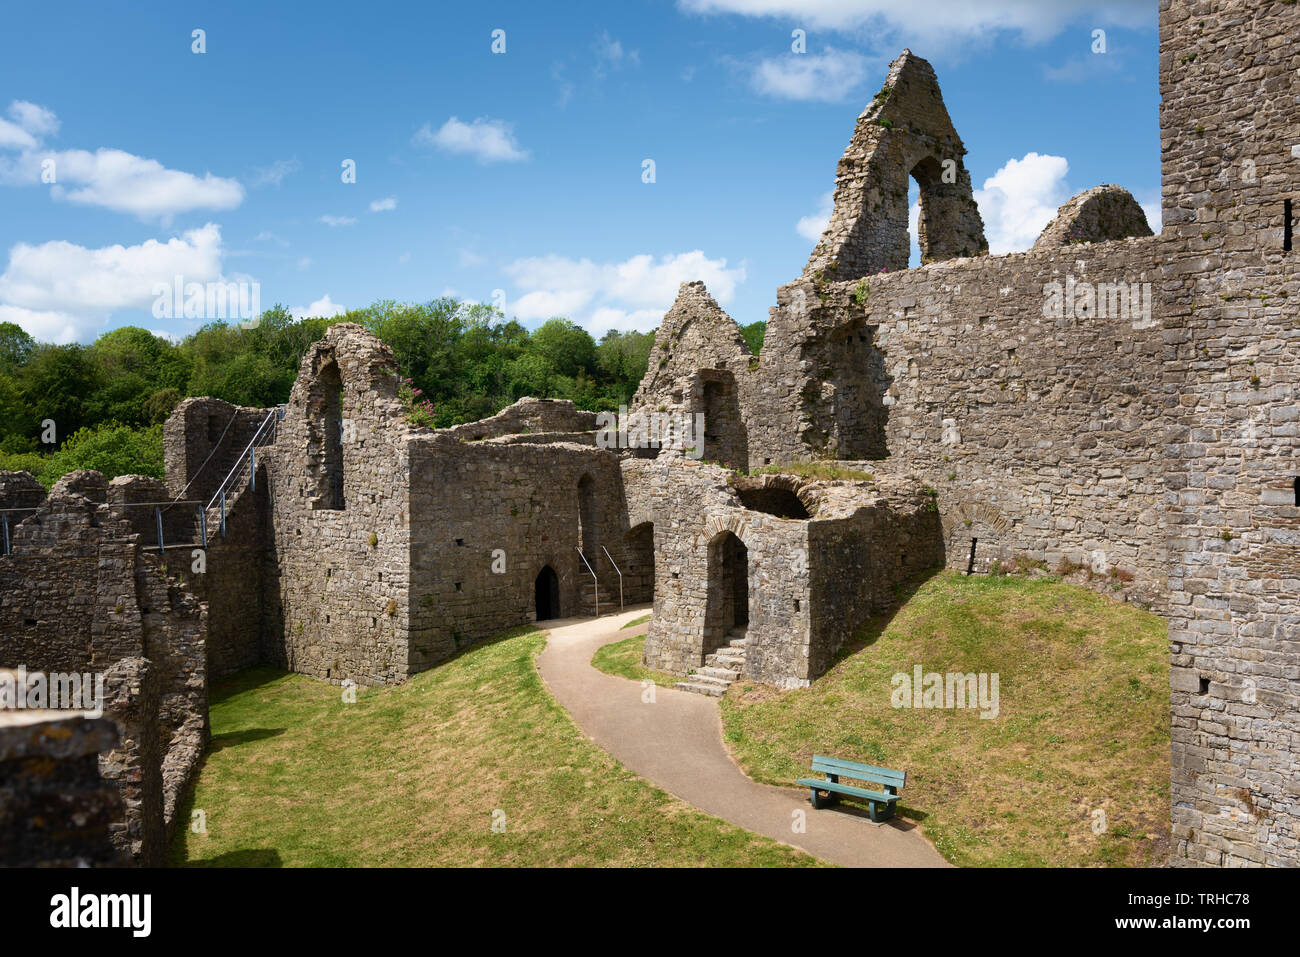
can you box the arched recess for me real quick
[704,531,748,655]
[940,500,1014,574]
[314,359,345,510]
[624,522,655,604]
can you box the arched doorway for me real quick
[625,522,655,604]
[704,531,748,654]
[535,566,560,621]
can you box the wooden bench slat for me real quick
[811,756,905,786]
[797,778,898,803]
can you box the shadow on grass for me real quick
[185,848,283,868]
[209,727,286,751]
[827,565,944,667]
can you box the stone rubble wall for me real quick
[0,710,125,867]
[441,397,598,441]
[0,471,207,864]
[1159,0,1300,869]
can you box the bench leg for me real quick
[868,800,896,823]
[808,787,822,809]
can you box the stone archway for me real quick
[704,531,748,655]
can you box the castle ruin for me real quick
[1,0,1297,868]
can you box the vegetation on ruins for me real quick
[0,299,706,486]
[173,630,820,867]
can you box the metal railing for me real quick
[576,546,599,618]
[601,545,623,613]
[204,406,283,538]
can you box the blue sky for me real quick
[0,0,1159,344]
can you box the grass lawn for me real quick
[718,571,1171,867]
[591,631,682,688]
[172,628,819,867]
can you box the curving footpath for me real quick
[537,607,949,868]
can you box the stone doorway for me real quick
[535,566,560,621]
[704,531,748,655]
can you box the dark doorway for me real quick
[535,566,560,620]
[704,531,748,654]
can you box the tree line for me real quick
[0,299,766,487]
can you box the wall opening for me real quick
[1286,199,1294,252]
[700,372,748,465]
[704,531,748,655]
[319,361,345,510]
[577,473,597,561]
[966,538,978,575]
[1293,476,1299,506]
[535,566,560,621]
[734,487,810,519]
[624,522,655,604]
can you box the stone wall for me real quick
[260,324,416,685]
[0,471,207,862]
[0,710,125,867]
[629,456,942,687]
[1159,0,1300,868]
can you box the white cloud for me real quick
[595,31,641,73]
[973,152,1072,254]
[413,117,529,163]
[251,158,300,187]
[0,223,228,343]
[796,191,834,241]
[0,102,244,222]
[369,196,397,212]
[503,250,746,333]
[317,214,357,227]
[752,49,868,101]
[8,101,59,137]
[677,0,1152,49]
[291,294,347,320]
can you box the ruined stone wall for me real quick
[407,434,629,670]
[164,397,270,505]
[261,324,417,685]
[441,397,598,441]
[804,479,946,681]
[746,238,1171,588]
[0,710,125,867]
[1159,0,1300,868]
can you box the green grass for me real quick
[750,462,873,482]
[591,632,682,688]
[172,628,819,867]
[621,614,651,630]
[718,571,1170,867]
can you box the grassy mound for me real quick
[173,628,818,867]
[591,631,681,688]
[719,571,1170,867]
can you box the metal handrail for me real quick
[205,407,282,514]
[576,546,599,618]
[601,545,623,613]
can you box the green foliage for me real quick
[739,321,765,356]
[1,422,164,488]
[0,297,655,485]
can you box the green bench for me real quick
[797,754,905,822]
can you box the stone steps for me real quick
[676,629,748,697]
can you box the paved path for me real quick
[536,607,949,868]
